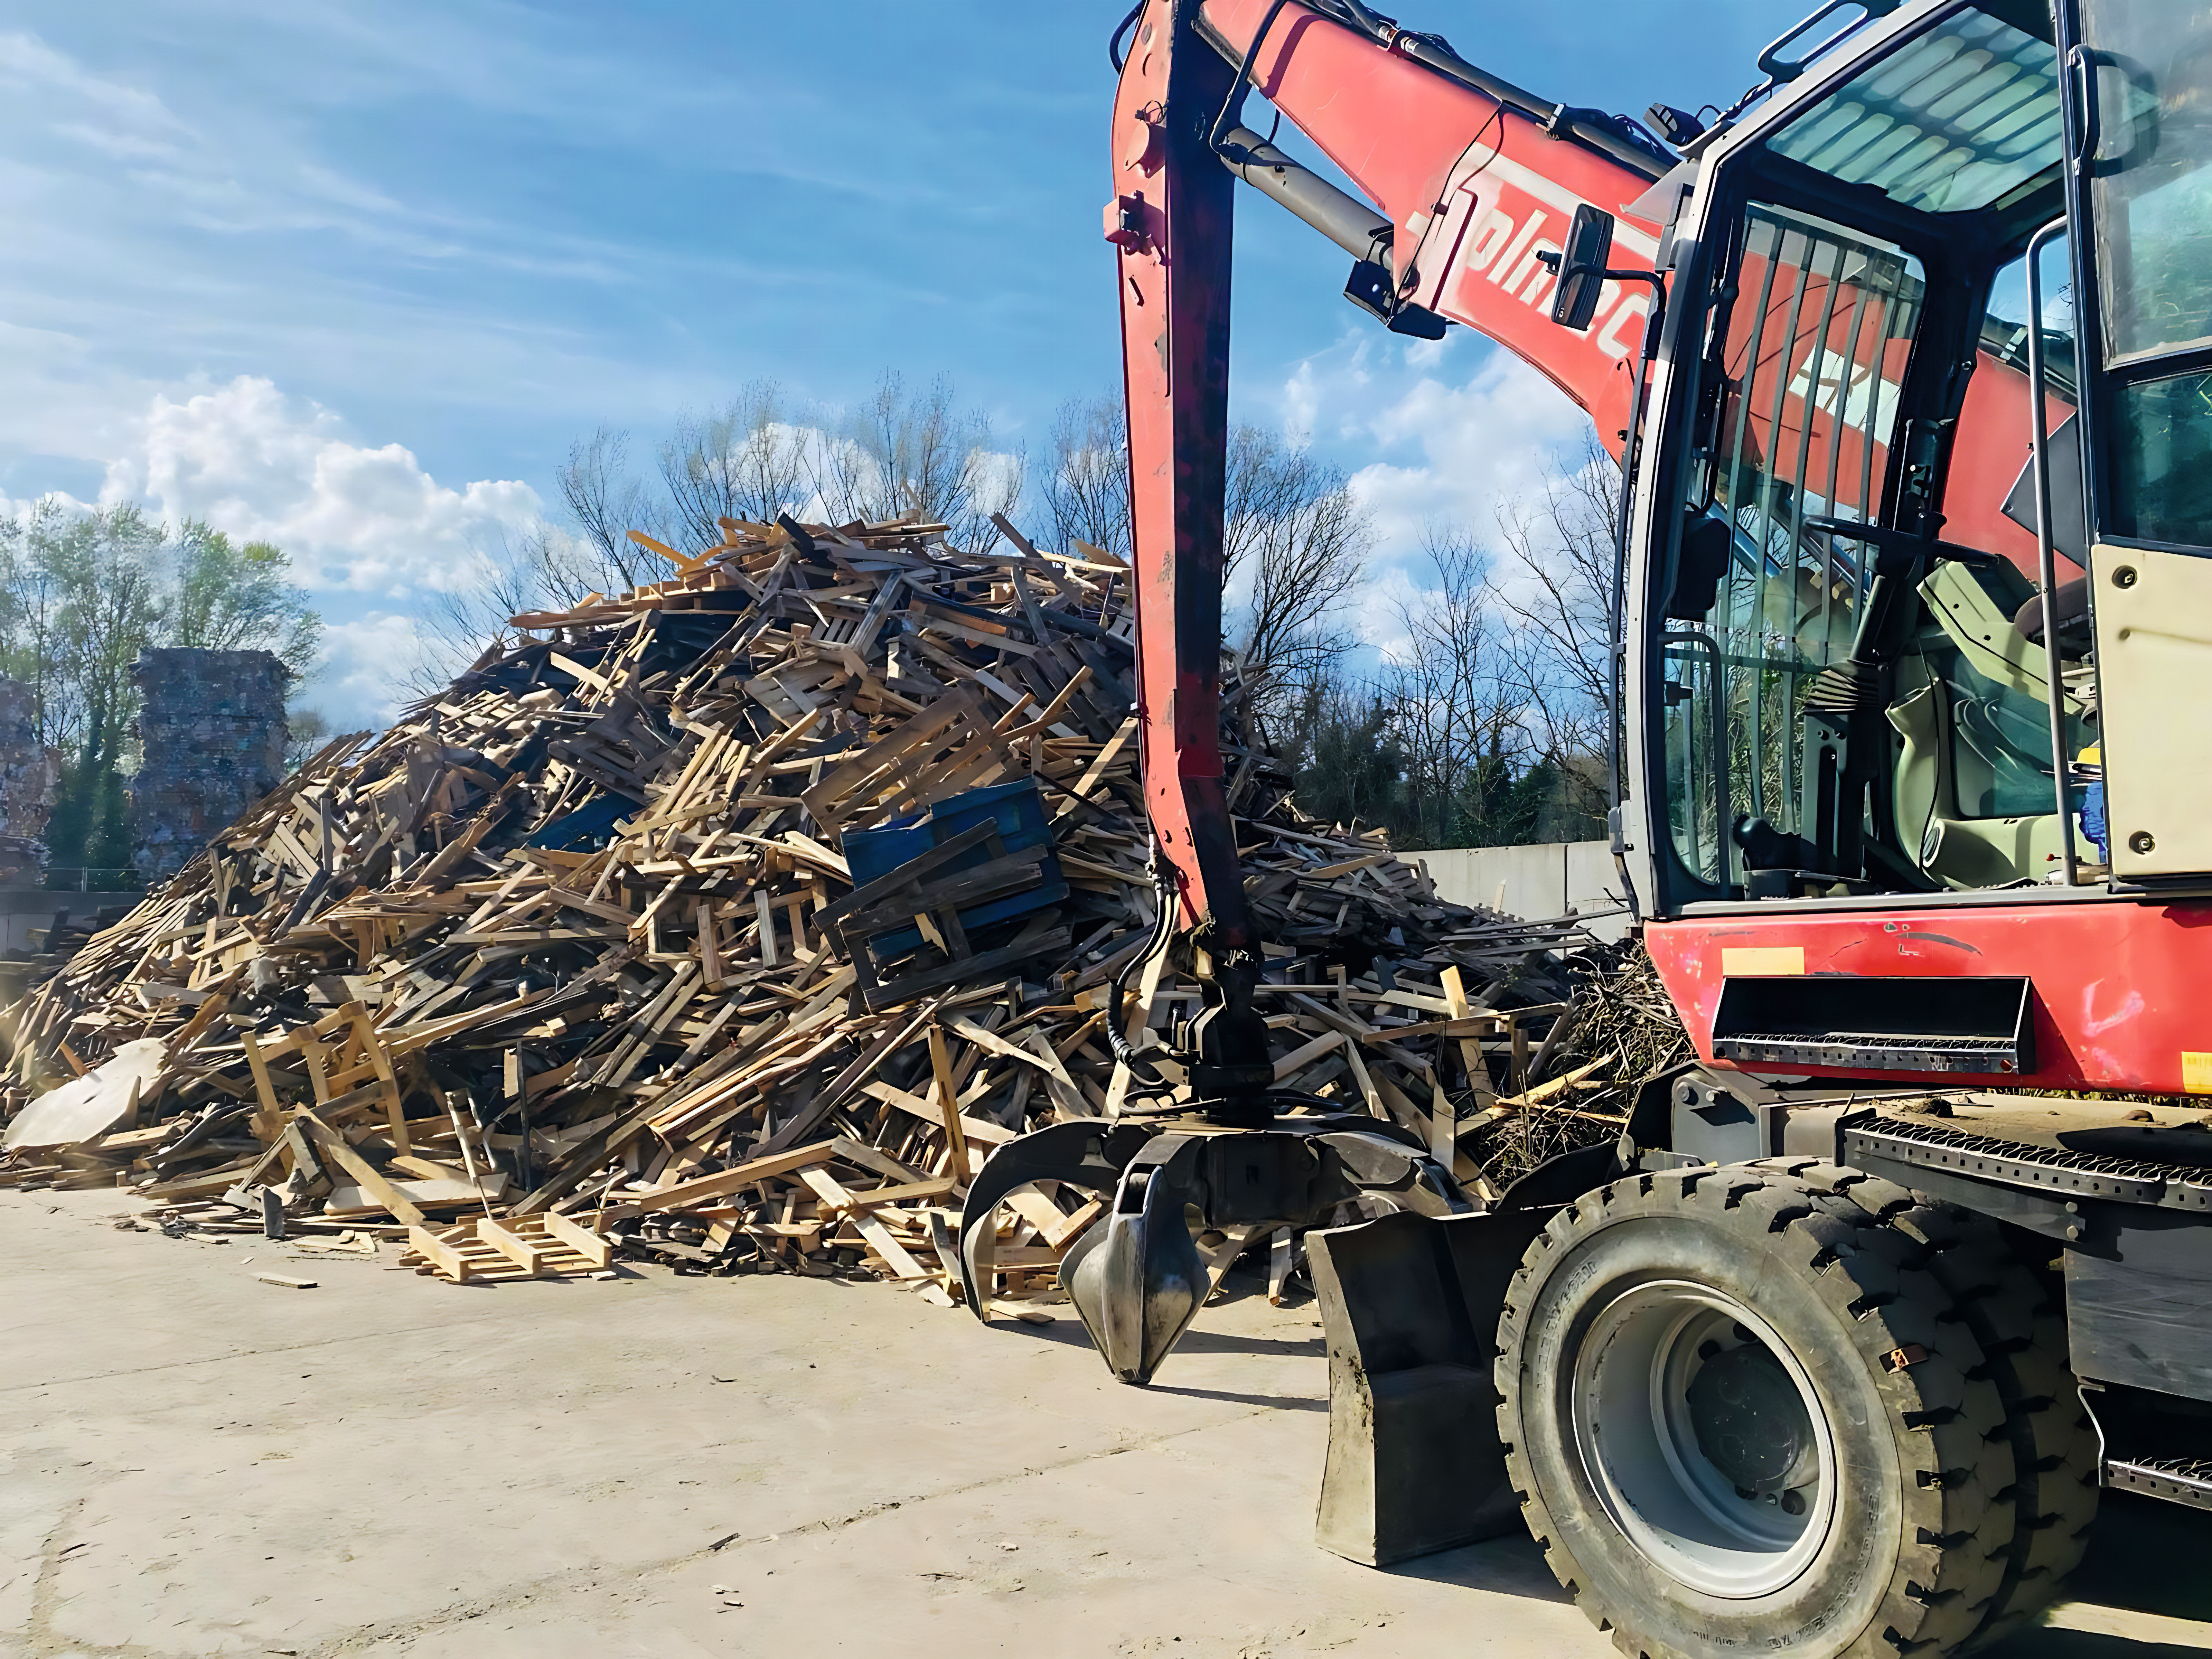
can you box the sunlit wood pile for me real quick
[0,510,1653,1303]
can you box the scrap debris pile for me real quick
[0,512,1658,1298]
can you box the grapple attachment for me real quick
[956,1112,1470,1386]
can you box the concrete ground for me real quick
[4,1192,2210,1659]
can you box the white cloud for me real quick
[297,611,428,734]
[1252,333,1599,658]
[0,486,94,523]
[99,376,540,597]
[0,31,191,152]
[1342,352,1591,555]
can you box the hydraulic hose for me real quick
[1107,847,1182,1073]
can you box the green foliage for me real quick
[0,501,322,880]
[169,523,321,672]
[1289,680,1406,834]
[44,756,132,887]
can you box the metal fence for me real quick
[40,868,144,893]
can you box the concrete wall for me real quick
[1410,840,1629,941]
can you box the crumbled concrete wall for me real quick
[130,649,289,882]
[0,676,55,881]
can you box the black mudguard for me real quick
[1307,1141,1622,1566]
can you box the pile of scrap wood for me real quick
[0,509,1654,1300]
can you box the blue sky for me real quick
[0,0,1789,729]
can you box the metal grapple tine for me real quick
[1061,1133,1209,1385]
[955,1119,1140,1318]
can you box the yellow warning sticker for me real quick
[1722,946,1806,977]
[2183,1052,2212,1094]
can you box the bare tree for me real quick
[1040,392,1132,559]
[1224,426,1369,708]
[559,430,664,592]
[813,372,1023,552]
[283,706,331,771]
[1382,528,1530,847]
[657,382,810,547]
[405,523,605,696]
[1493,436,1619,835]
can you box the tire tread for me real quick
[1496,1162,2020,1659]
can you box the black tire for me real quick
[1497,1163,2017,1659]
[1787,1160,2099,1647]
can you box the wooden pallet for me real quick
[400,1210,611,1283]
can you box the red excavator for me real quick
[957,3,2212,1655]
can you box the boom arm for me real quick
[1113,0,2065,1015]
[1111,0,1667,1056]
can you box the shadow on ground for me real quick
[1987,1491,2212,1658]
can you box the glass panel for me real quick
[1662,636,1727,883]
[1921,637,2077,816]
[1981,233,2078,402]
[2112,367,2212,543]
[1665,204,1924,883]
[1768,5,2063,215]
[2081,0,2212,361]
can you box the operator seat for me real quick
[1890,559,2091,888]
[2012,575,2092,656]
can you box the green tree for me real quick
[1290,678,1406,833]
[169,522,321,672]
[0,502,321,882]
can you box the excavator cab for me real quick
[1625,2,2079,908]
[1627,0,2212,917]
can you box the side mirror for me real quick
[1551,204,1616,330]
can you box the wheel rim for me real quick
[1568,1279,1838,1598]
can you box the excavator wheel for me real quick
[1788,1160,2099,1648]
[1495,1162,2018,1659]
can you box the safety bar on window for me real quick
[2023,215,2082,888]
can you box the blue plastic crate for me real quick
[842,779,1067,959]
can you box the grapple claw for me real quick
[954,1118,1148,1318]
[1062,1134,1210,1384]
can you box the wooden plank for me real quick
[1356,1012,1505,1044]
[627,1140,841,1215]
[345,1002,409,1155]
[405,1225,472,1281]
[535,1208,610,1266]
[855,1210,930,1280]
[947,1014,1071,1089]
[927,1023,970,1184]
[799,685,984,823]
[842,1175,957,1209]
[475,1215,550,1276]
[296,1109,428,1228]
[1272,1029,1343,1082]
[1055,713,1138,812]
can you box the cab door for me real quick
[2062,0,2212,881]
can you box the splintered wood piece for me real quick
[1267,1229,1295,1306]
